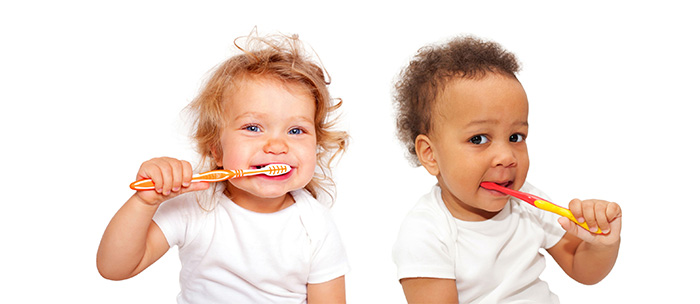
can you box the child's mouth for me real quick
[481,180,514,195]
[494,181,513,188]
[251,163,293,177]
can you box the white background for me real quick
[2,1,698,302]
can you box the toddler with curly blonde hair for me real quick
[98,31,349,303]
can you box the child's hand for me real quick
[558,199,622,245]
[133,157,209,205]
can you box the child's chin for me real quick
[484,198,510,212]
[254,184,306,198]
[252,189,290,199]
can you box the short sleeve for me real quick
[393,210,456,280]
[307,213,349,284]
[540,209,567,249]
[519,183,566,249]
[291,189,349,285]
[152,193,202,248]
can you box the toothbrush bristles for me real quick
[264,164,290,176]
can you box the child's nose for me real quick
[491,143,517,168]
[263,135,288,154]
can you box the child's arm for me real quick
[400,278,459,304]
[546,199,622,285]
[307,275,346,304]
[96,157,209,280]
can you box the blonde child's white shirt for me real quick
[153,188,349,304]
[393,182,566,304]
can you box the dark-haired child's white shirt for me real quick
[393,183,565,304]
[153,189,348,304]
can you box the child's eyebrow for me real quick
[228,112,264,123]
[232,112,314,124]
[466,119,497,126]
[291,115,315,125]
[464,119,529,128]
[234,111,262,118]
[514,120,529,127]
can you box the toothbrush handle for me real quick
[129,179,158,191]
[533,200,603,234]
[129,169,242,191]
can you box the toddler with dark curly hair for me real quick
[392,35,621,303]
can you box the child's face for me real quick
[215,76,317,207]
[421,74,529,221]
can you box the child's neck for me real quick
[224,187,295,213]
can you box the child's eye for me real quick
[244,124,261,132]
[510,134,525,143]
[469,135,489,145]
[288,127,305,135]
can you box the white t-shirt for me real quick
[153,189,349,304]
[393,183,566,304]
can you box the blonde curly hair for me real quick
[188,31,347,200]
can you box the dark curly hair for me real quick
[393,35,521,165]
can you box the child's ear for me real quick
[415,134,439,176]
[210,143,223,167]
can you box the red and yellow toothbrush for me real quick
[130,164,292,191]
[480,182,604,234]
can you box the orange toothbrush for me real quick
[130,164,292,191]
[480,182,603,234]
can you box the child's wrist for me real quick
[584,236,621,250]
[131,192,164,209]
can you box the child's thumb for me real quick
[558,217,596,243]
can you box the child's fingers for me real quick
[168,160,186,195]
[558,217,596,243]
[565,198,622,243]
[594,202,611,234]
[171,160,196,191]
[602,202,622,236]
[569,199,607,234]
[606,202,622,221]
[158,158,177,195]
[181,160,193,188]
[138,157,181,195]
[569,198,622,238]
[568,199,585,224]
[164,158,194,195]
[579,200,599,232]
[134,157,206,205]
[137,158,166,193]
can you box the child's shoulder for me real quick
[290,189,336,229]
[398,185,456,238]
[291,189,331,213]
[393,185,458,270]
[406,185,451,219]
